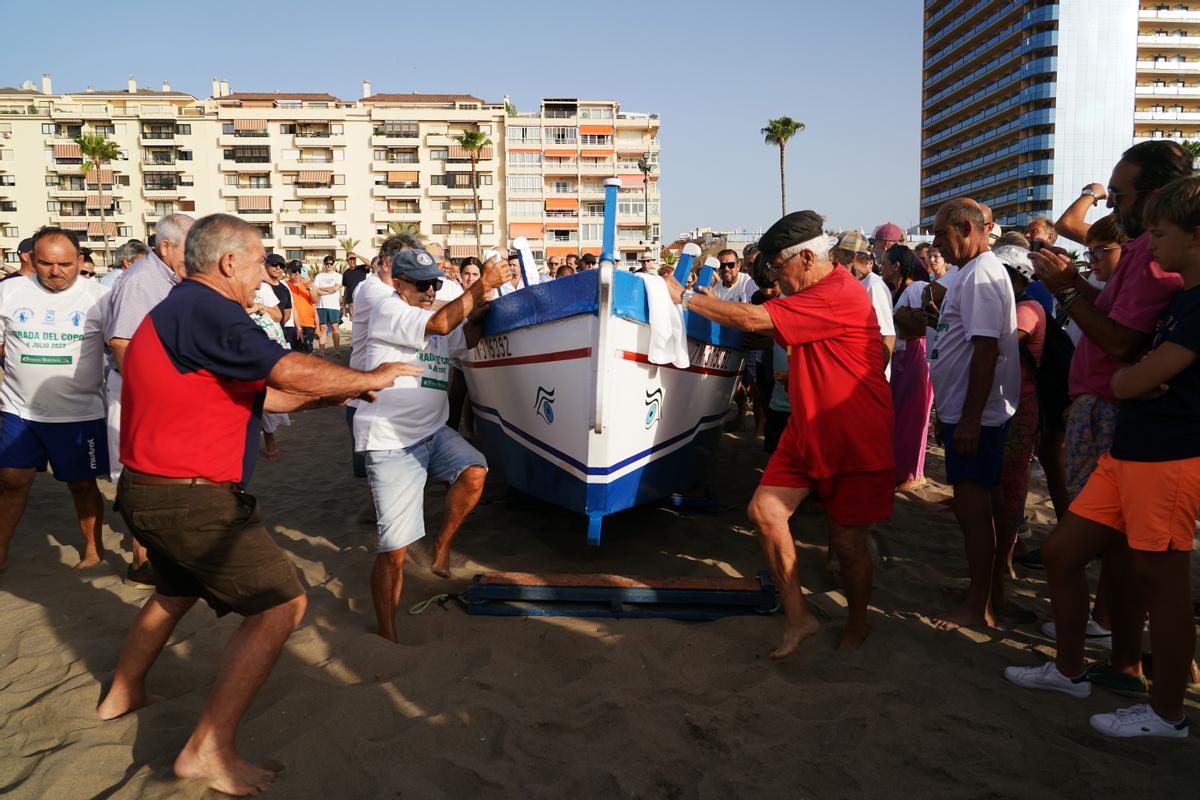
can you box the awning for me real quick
[579,124,613,135]
[298,170,332,183]
[545,198,578,211]
[85,194,109,209]
[509,223,545,238]
[237,195,271,211]
[233,119,268,131]
[54,143,81,158]
[87,222,117,237]
[545,246,578,257]
[581,150,613,158]
[299,119,329,125]
[619,174,646,189]
[448,145,493,160]
[449,245,480,259]
[580,247,602,257]
[59,221,89,231]
[387,170,418,183]
[545,220,578,230]
[85,169,114,184]
[544,150,576,158]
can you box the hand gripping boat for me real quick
[462,179,745,545]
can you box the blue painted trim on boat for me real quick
[471,402,725,477]
[472,414,725,518]
[479,268,744,349]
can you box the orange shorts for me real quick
[1070,452,1200,552]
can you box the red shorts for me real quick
[760,447,894,526]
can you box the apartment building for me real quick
[920,0,1137,231]
[505,98,660,267]
[0,76,660,270]
[1135,3,1200,146]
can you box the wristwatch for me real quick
[1056,287,1081,310]
[681,289,695,313]
[1081,186,1102,202]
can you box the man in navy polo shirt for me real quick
[96,214,419,797]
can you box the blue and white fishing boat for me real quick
[462,179,745,544]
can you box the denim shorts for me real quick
[364,427,487,553]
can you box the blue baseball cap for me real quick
[391,248,443,282]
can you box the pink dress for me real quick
[891,281,933,484]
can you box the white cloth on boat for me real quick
[637,272,689,369]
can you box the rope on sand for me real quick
[408,593,453,615]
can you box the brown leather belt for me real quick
[125,469,237,489]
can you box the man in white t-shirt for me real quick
[712,248,759,302]
[313,254,342,355]
[835,231,896,380]
[928,198,1020,631]
[0,227,111,571]
[355,248,512,642]
[425,242,465,306]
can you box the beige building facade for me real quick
[0,76,660,270]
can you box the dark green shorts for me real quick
[116,474,304,616]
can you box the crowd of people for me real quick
[0,139,1197,794]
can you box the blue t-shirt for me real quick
[1025,280,1055,318]
[1111,285,1200,462]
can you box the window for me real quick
[225,174,239,186]
[508,152,542,166]
[335,225,346,236]
[507,200,541,216]
[481,223,494,234]
[41,123,54,134]
[579,107,614,119]
[373,149,386,161]
[509,126,541,143]
[431,174,447,186]
[284,226,302,236]
[144,174,178,190]
[482,199,494,210]
[331,124,343,134]
[333,174,345,185]
[552,230,573,242]
[46,175,57,186]
[553,181,572,193]
[375,122,418,138]
[4,251,19,264]
[280,124,295,134]
[222,122,234,134]
[429,148,448,161]
[0,201,16,212]
[46,200,60,212]
[286,249,304,261]
[581,134,612,146]
[432,224,450,235]
[249,175,270,188]
[281,174,296,185]
[175,123,191,135]
[546,126,577,145]
[581,224,602,240]
[437,200,450,210]
[118,226,132,237]
[178,150,193,161]
[0,175,13,186]
[506,175,541,193]
[476,174,493,186]
[333,199,346,210]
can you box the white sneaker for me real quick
[1041,620,1113,650]
[1005,662,1092,698]
[1089,704,1189,739]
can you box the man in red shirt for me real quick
[667,211,895,656]
[95,214,420,797]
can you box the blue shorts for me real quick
[317,308,342,325]
[941,421,1008,489]
[364,427,487,552]
[0,413,109,482]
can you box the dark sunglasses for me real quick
[80,270,95,277]
[717,261,738,269]
[401,276,443,292]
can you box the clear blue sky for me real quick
[0,0,922,239]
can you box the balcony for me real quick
[580,163,616,174]
[1136,83,1200,98]
[1139,34,1200,48]
[279,208,338,222]
[426,185,479,197]
[295,185,345,197]
[371,134,420,146]
[139,133,176,144]
[141,158,179,172]
[1140,9,1200,22]
[544,161,578,175]
[372,184,422,197]
[373,210,423,223]
[370,160,419,172]
[446,210,494,222]
[1133,134,1200,145]
[1138,59,1200,73]
[1134,110,1200,121]
[220,160,273,172]
[293,134,341,148]
[279,234,337,248]
[48,186,87,197]
[297,156,333,164]
[425,134,453,146]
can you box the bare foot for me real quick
[896,477,926,491]
[174,743,278,797]
[430,547,451,579]
[933,603,994,631]
[74,552,104,570]
[838,624,869,650]
[97,682,156,720]
[769,614,822,660]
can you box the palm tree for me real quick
[77,132,121,269]
[386,222,423,243]
[338,237,359,260]
[761,117,805,216]
[1182,139,1200,167]
[453,130,492,256]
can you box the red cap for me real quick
[871,222,904,243]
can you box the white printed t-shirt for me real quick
[927,251,1020,426]
[0,275,110,422]
[712,272,758,303]
[313,270,341,310]
[352,294,469,452]
[860,271,897,380]
[348,274,397,410]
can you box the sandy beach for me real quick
[1,394,1198,799]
